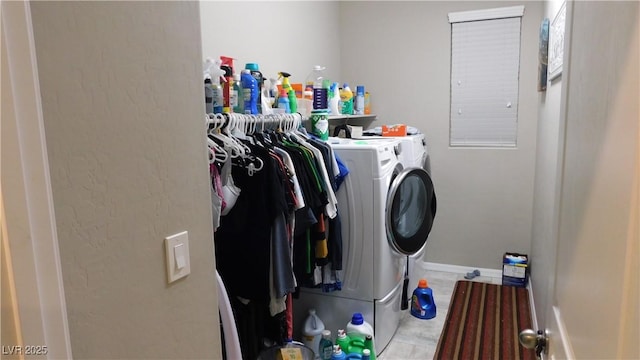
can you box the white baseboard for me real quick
[419,261,503,278]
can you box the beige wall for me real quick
[1,37,23,360]
[29,2,221,358]
[555,2,639,358]
[200,1,343,92]
[2,33,26,360]
[339,1,543,269]
[1,197,21,360]
[529,0,565,329]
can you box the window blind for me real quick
[450,16,522,147]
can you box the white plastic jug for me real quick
[302,309,325,359]
[345,312,374,342]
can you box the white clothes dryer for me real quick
[356,133,431,174]
[293,138,436,356]
[352,133,433,289]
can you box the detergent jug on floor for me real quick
[303,309,325,359]
[410,278,436,319]
[346,313,374,355]
[336,329,364,356]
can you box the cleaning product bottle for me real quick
[364,92,371,115]
[232,73,242,113]
[245,63,263,113]
[277,87,290,113]
[328,82,341,115]
[410,278,436,319]
[336,331,365,355]
[279,72,298,113]
[310,109,329,140]
[354,86,365,115]
[268,77,279,108]
[361,349,371,360]
[331,345,346,360]
[261,83,273,115]
[211,78,224,114]
[314,75,328,110]
[319,330,334,360]
[346,313,374,342]
[304,65,327,109]
[336,329,351,354]
[203,58,224,114]
[340,83,354,115]
[220,62,233,113]
[240,69,258,114]
[364,335,375,360]
[302,309,325,359]
[304,66,323,101]
[204,78,213,114]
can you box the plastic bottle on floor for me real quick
[331,345,346,360]
[361,349,371,360]
[347,313,375,353]
[363,335,375,360]
[346,313,374,342]
[336,329,351,354]
[410,278,436,319]
[302,309,325,359]
[319,330,333,360]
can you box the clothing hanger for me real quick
[205,115,230,164]
[207,137,229,164]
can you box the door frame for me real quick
[542,1,574,358]
[1,1,72,358]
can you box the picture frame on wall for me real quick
[538,18,550,91]
[548,2,566,81]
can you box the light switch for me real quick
[165,231,190,283]
[174,244,186,270]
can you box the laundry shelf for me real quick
[328,114,377,121]
[302,114,377,122]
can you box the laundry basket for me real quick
[257,342,315,360]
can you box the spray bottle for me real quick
[203,58,225,114]
[220,56,234,113]
[328,82,341,115]
[277,87,290,113]
[245,63,263,113]
[268,77,279,108]
[261,83,273,115]
[279,72,298,113]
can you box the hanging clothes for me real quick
[207,113,348,359]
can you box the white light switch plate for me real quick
[165,231,190,283]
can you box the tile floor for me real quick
[378,265,503,360]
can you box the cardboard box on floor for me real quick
[502,252,528,287]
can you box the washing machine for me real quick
[293,137,436,355]
[353,133,434,288]
[357,133,431,174]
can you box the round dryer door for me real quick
[385,168,437,255]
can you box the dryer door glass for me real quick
[386,168,437,255]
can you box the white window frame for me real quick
[448,6,525,148]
